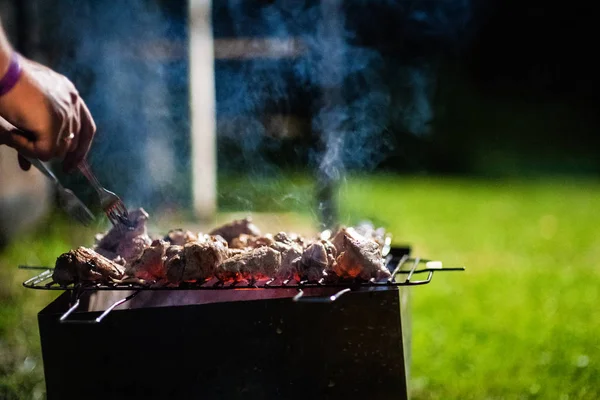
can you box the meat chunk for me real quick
[117,235,153,264]
[274,232,307,249]
[53,247,125,285]
[216,247,281,282]
[275,242,303,281]
[353,221,391,253]
[165,245,185,283]
[331,227,363,253]
[331,228,390,281]
[124,240,169,281]
[163,229,198,246]
[181,240,230,282]
[231,233,275,249]
[296,241,335,282]
[209,217,260,245]
[94,208,152,263]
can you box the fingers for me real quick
[67,98,82,153]
[1,118,33,171]
[0,121,40,159]
[17,154,31,171]
[63,98,96,172]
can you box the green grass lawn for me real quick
[1,174,599,399]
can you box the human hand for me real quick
[0,56,96,172]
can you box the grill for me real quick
[22,248,463,323]
[22,246,463,400]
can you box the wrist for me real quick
[0,52,22,97]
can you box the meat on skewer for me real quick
[163,229,198,246]
[164,245,185,283]
[53,247,125,285]
[209,217,261,245]
[216,246,282,283]
[331,227,391,281]
[94,208,152,264]
[296,241,336,282]
[124,239,169,281]
[181,240,230,282]
[274,242,303,282]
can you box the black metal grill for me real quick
[26,246,464,399]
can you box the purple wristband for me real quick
[0,53,22,97]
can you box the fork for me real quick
[78,159,131,227]
[25,157,95,226]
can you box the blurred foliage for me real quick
[0,213,99,400]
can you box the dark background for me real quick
[2,0,598,207]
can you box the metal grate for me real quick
[21,253,464,292]
[20,250,464,323]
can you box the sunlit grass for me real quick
[1,175,599,399]
[340,174,600,400]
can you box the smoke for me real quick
[217,0,471,178]
[42,0,189,209]
[38,0,471,217]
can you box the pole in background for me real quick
[189,0,217,220]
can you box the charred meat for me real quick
[231,233,275,249]
[53,247,125,285]
[275,242,303,281]
[53,213,395,287]
[180,240,230,282]
[124,240,169,281]
[164,245,185,283]
[331,227,391,281]
[216,246,281,283]
[353,221,390,252]
[296,241,335,282]
[95,208,152,263]
[164,229,198,246]
[209,217,261,245]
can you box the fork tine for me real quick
[115,200,129,215]
[106,210,119,227]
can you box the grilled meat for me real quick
[53,247,125,285]
[231,233,276,249]
[209,217,261,245]
[354,221,389,250]
[125,240,169,281]
[164,229,198,246]
[274,231,306,249]
[216,246,281,282]
[54,214,394,287]
[331,227,390,281]
[180,240,230,282]
[275,242,303,281]
[297,241,335,282]
[164,245,185,283]
[95,208,152,264]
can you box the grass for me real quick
[1,174,599,399]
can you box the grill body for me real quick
[39,287,408,400]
